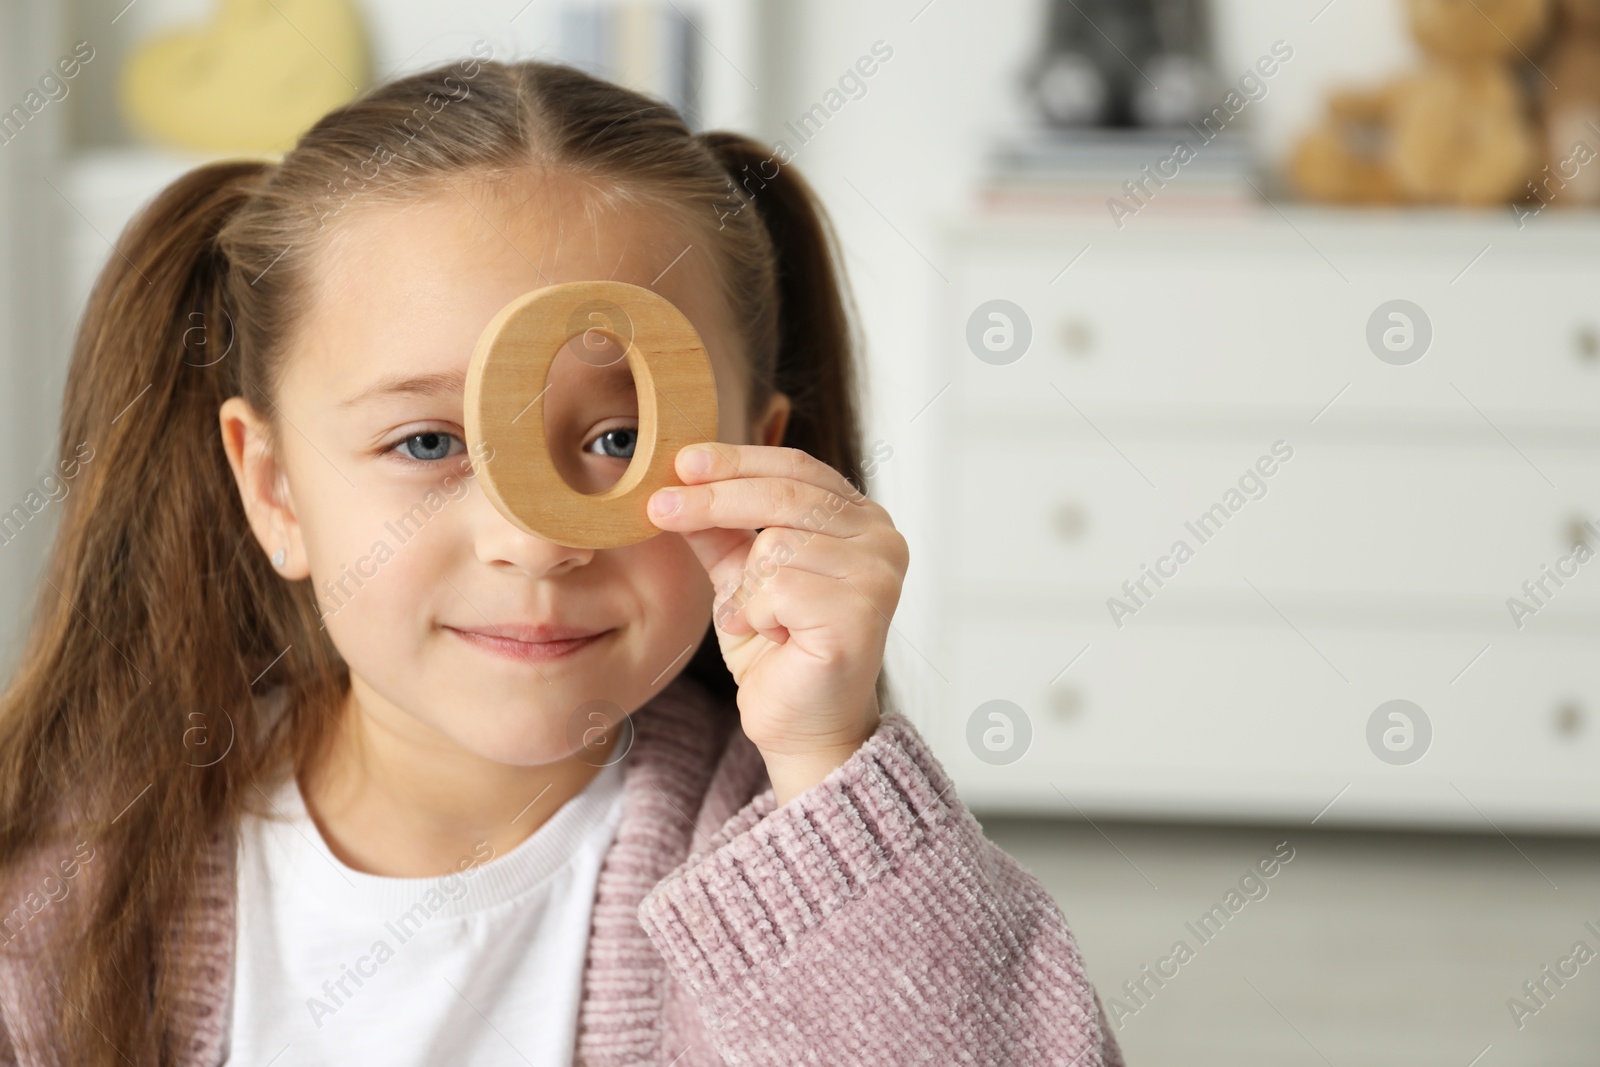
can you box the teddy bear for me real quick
[1289,0,1549,206]
[1528,0,1600,208]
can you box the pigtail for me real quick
[0,160,344,1066]
[694,132,894,718]
[696,131,869,493]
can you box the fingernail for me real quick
[650,490,679,516]
[683,447,712,476]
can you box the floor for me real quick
[976,815,1600,1066]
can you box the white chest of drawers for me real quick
[920,208,1600,831]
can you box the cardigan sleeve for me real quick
[636,710,1124,1067]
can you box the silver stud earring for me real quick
[271,548,286,568]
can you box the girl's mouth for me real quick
[444,626,613,664]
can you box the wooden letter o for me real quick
[463,280,719,549]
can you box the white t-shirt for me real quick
[228,756,627,1066]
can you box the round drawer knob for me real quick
[1051,500,1089,542]
[1554,701,1584,738]
[1566,515,1596,550]
[1575,325,1599,363]
[1058,316,1094,358]
[1049,685,1084,720]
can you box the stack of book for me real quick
[975,128,1259,218]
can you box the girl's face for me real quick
[225,169,782,768]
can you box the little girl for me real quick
[0,58,1121,1066]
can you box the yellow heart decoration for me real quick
[119,0,367,154]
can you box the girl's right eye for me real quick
[390,431,464,465]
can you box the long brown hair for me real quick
[0,57,879,1064]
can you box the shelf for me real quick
[940,203,1600,246]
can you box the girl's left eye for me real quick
[390,431,464,464]
[586,427,638,460]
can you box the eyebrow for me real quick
[339,369,467,409]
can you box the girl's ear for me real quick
[756,391,791,448]
[218,396,310,580]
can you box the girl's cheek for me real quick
[618,537,715,635]
[630,534,708,592]
[304,492,449,629]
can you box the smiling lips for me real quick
[445,623,613,663]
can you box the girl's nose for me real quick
[467,487,596,577]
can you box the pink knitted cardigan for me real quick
[0,672,1123,1066]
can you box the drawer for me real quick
[929,613,1600,829]
[941,232,1600,429]
[939,433,1600,621]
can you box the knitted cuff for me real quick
[636,710,963,1006]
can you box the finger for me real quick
[718,563,902,641]
[729,545,905,632]
[741,525,884,582]
[714,529,822,638]
[649,475,874,540]
[674,443,869,502]
[726,566,884,653]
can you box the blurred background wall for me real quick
[1,0,1596,1061]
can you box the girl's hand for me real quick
[647,443,908,806]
